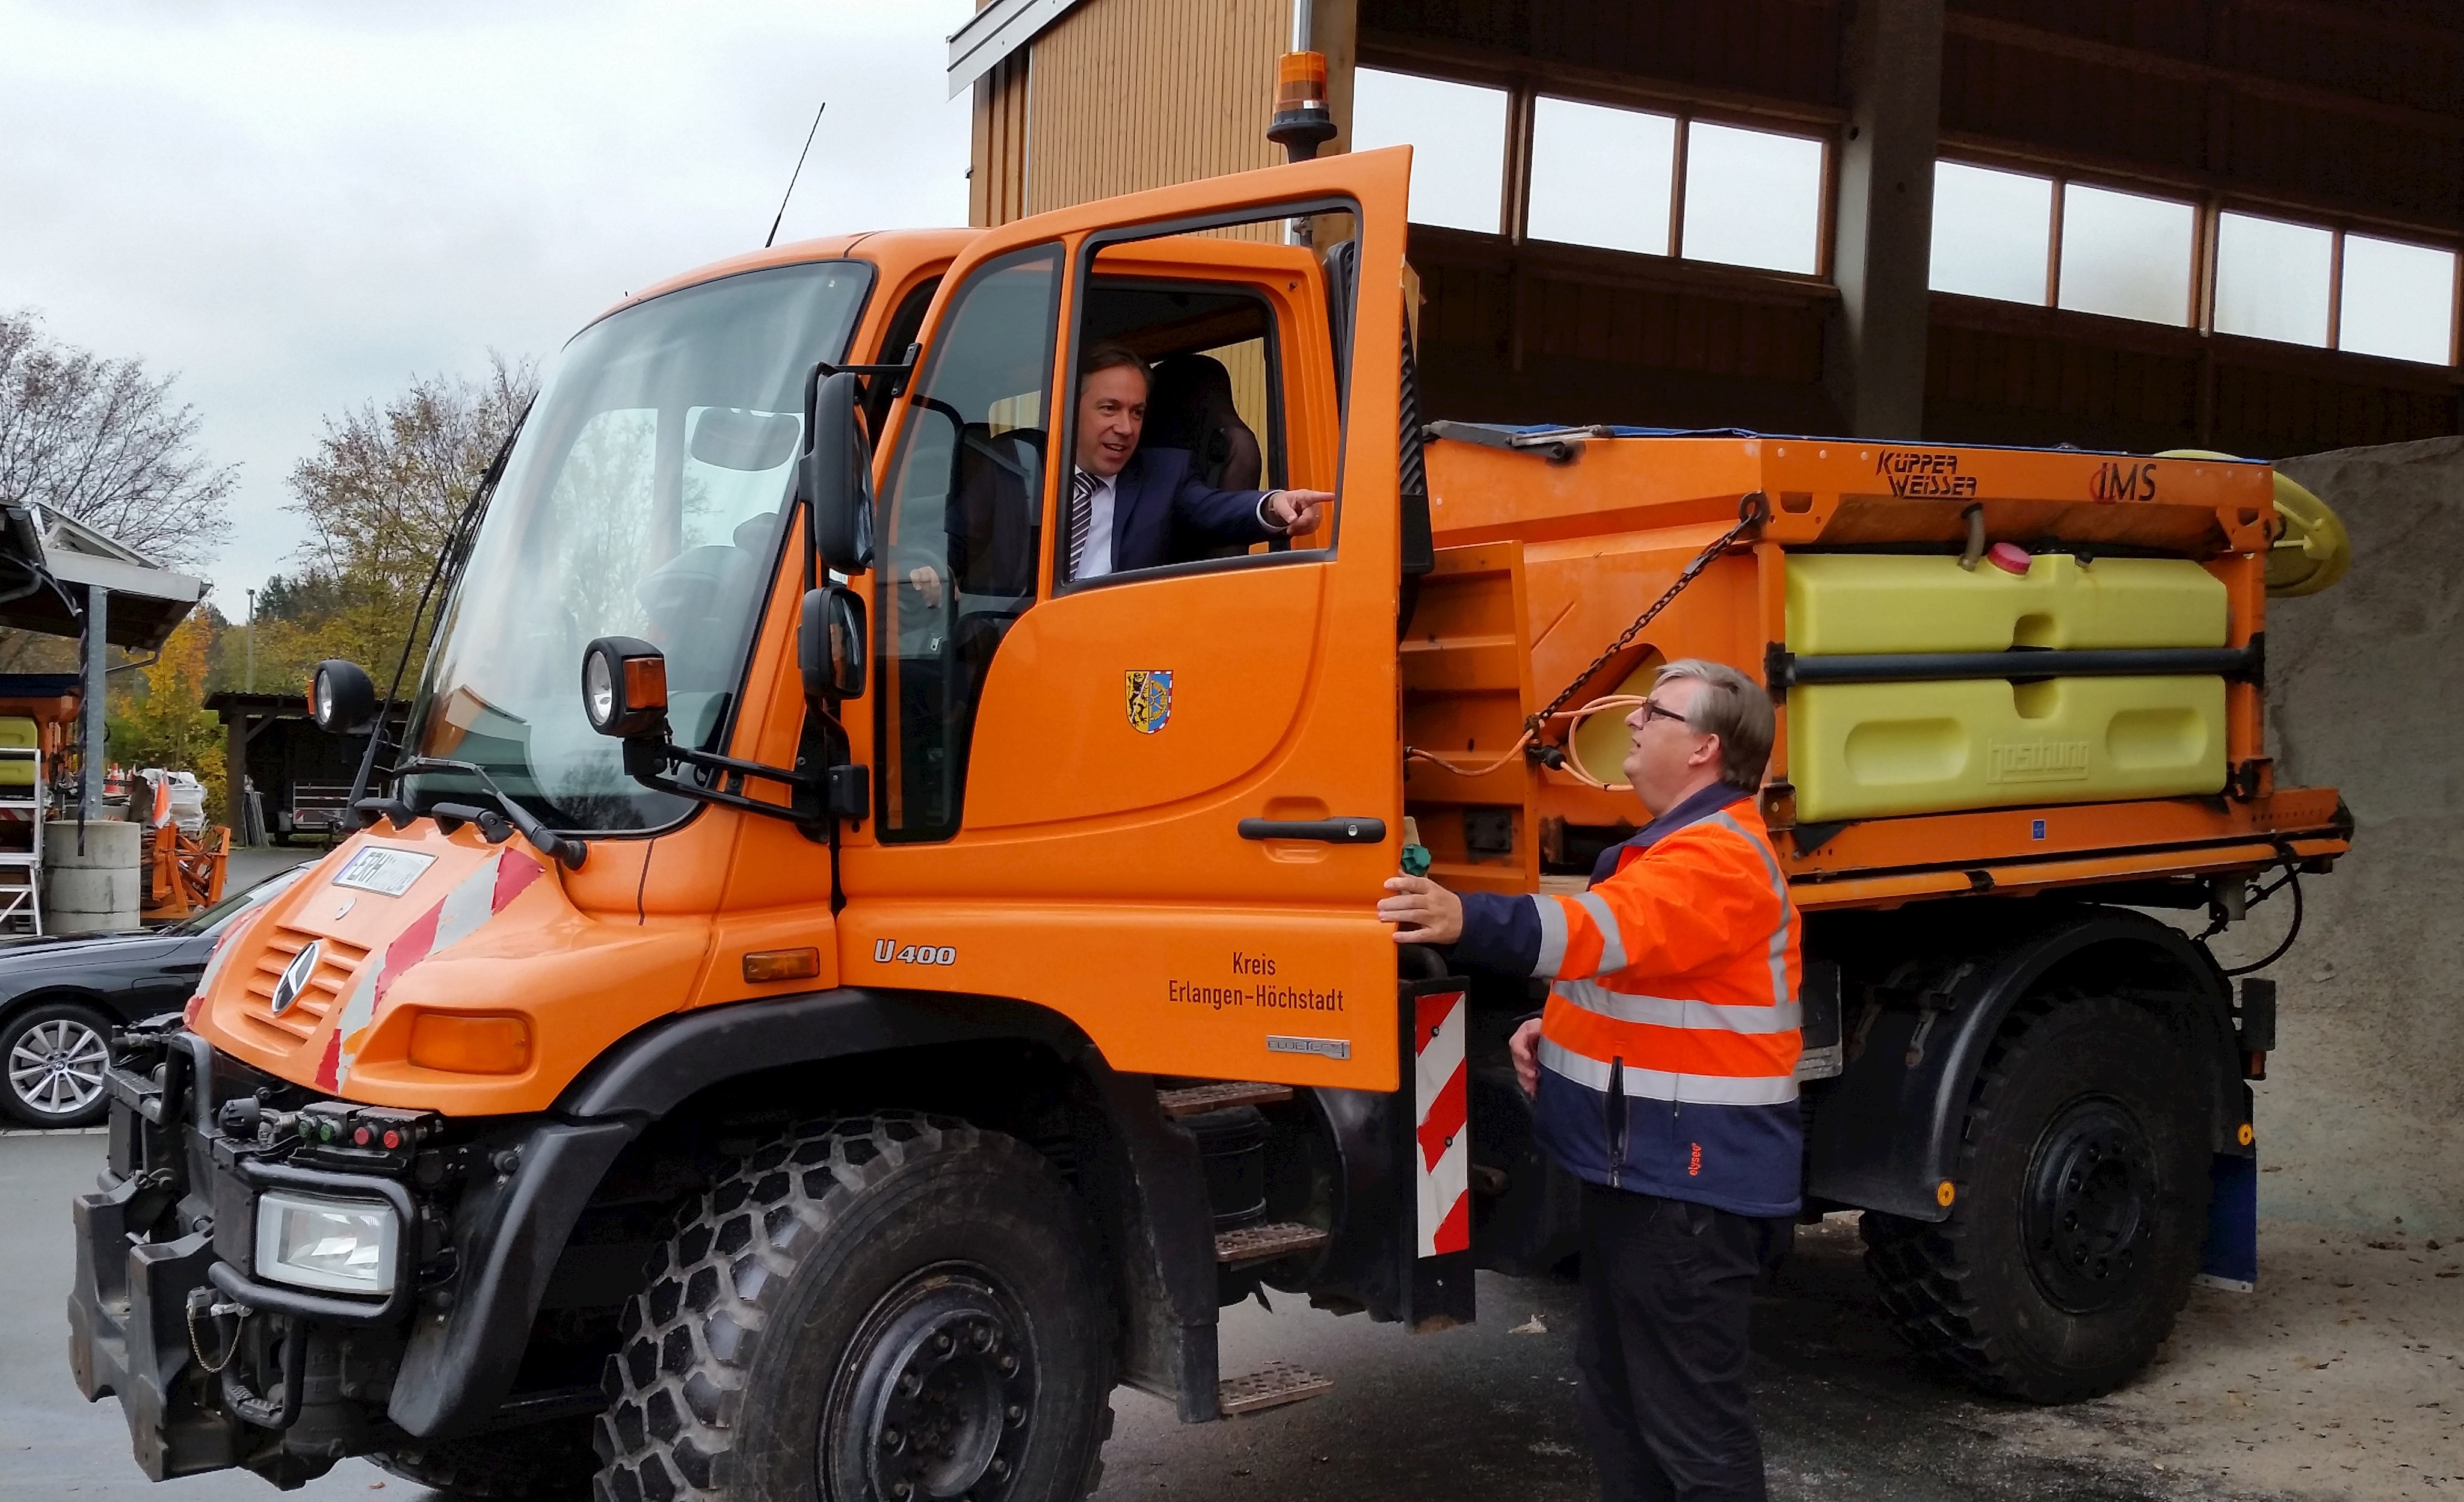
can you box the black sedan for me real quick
[0,864,309,1128]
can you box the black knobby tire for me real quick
[372,1418,599,1500]
[1,999,116,1128]
[595,1112,1115,1502]
[1861,994,2214,1403]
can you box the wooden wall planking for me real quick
[1023,0,1288,238]
[970,53,1032,228]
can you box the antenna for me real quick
[765,101,828,250]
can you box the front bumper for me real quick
[66,1026,635,1483]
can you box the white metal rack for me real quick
[0,746,44,936]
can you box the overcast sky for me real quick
[1,0,974,612]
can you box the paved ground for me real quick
[224,842,324,894]
[7,1130,2455,1501]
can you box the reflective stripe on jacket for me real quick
[1456,784,1805,1216]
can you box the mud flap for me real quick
[2196,1148,2258,1291]
[1402,979,1476,1331]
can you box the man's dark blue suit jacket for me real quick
[1101,446,1278,574]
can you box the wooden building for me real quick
[949,0,2463,456]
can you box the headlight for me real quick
[253,1191,398,1296]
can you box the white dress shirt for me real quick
[1073,467,1121,580]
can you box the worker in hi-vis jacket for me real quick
[1379,658,1802,1502]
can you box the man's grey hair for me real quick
[1654,659,1773,790]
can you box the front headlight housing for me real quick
[253,1190,398,1296]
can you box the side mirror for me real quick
[581,636,669,739]
[799,585,867,701]
[309,660,378,735]
[801,368,874,573]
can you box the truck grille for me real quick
[235,927,371,1046]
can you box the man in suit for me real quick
[1065,342,1331,580]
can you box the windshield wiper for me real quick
[371,758,587,870]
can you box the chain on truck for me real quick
[68,128,2353,1502]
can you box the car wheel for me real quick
[2,1000,116,1128]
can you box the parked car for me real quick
[0,864,310,1128]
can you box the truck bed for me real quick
[1402,428,2349,908]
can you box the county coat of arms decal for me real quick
[1125,670,1172,734]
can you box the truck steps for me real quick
[1215,1221,1328,1265]
[1159,1080,1294,1115]
[1218,1360,1334,1415]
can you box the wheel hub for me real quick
[2021,1097,2158,1313]
[8,1018,107,1118]
[832,1269,1034,1502]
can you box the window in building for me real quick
[1929,161,2053,304]
[2057,183,2196,325]
[2339,233,2459,365]
[2214,213,2333,347]
[1681,120,1825,275]
[1527,96,1676,256]
[1349,67,1509,235]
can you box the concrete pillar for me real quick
[80,584,107,822]
[1827,0,1944,439]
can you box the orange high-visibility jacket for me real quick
[1455,784,1804,1216]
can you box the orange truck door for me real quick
[839,149,1417,1094]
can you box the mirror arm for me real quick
[621,737,852,831]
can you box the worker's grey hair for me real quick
[1653,659,1773,790]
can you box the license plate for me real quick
[333,846,436,897]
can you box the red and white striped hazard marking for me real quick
[319,849,546,1090]
[1414,988,1470,1259]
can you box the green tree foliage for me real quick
[108,610,227,822]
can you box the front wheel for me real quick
[596,1112,1114,1502]
[1862,995,2214,1403]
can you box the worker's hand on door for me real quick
[1378,875,1462,945]
[1509,1017,1542,1097]
[905,564,944,608]
[1266,489,1331,534]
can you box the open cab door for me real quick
[837,147,1418,1094]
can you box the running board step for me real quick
[1218,1361,1333,1416]
[1215,1222,1328,1265]
[1158,1080,1294,1116]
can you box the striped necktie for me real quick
[1068,469,1100,576]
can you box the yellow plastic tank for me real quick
[1785,554,2228,656]
[0,718,35,788]
[1790,676,2226,823]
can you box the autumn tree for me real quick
[108,610,227,821]
[0,310,236,669]
[243,354,537,695]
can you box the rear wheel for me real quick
[1,1000,114,1128]
[1862,995,2213,1403]
[594,1112,1114,1502]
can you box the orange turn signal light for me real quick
[408,1012,532,1076]
[743,947,822,983]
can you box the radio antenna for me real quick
[765,100,828,249]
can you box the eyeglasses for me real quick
[1636,701,1689,729]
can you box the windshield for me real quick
[401,260,873,831]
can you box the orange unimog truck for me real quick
[70,146,2350,1501]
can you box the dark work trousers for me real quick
[1574,1181,1787,1502]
